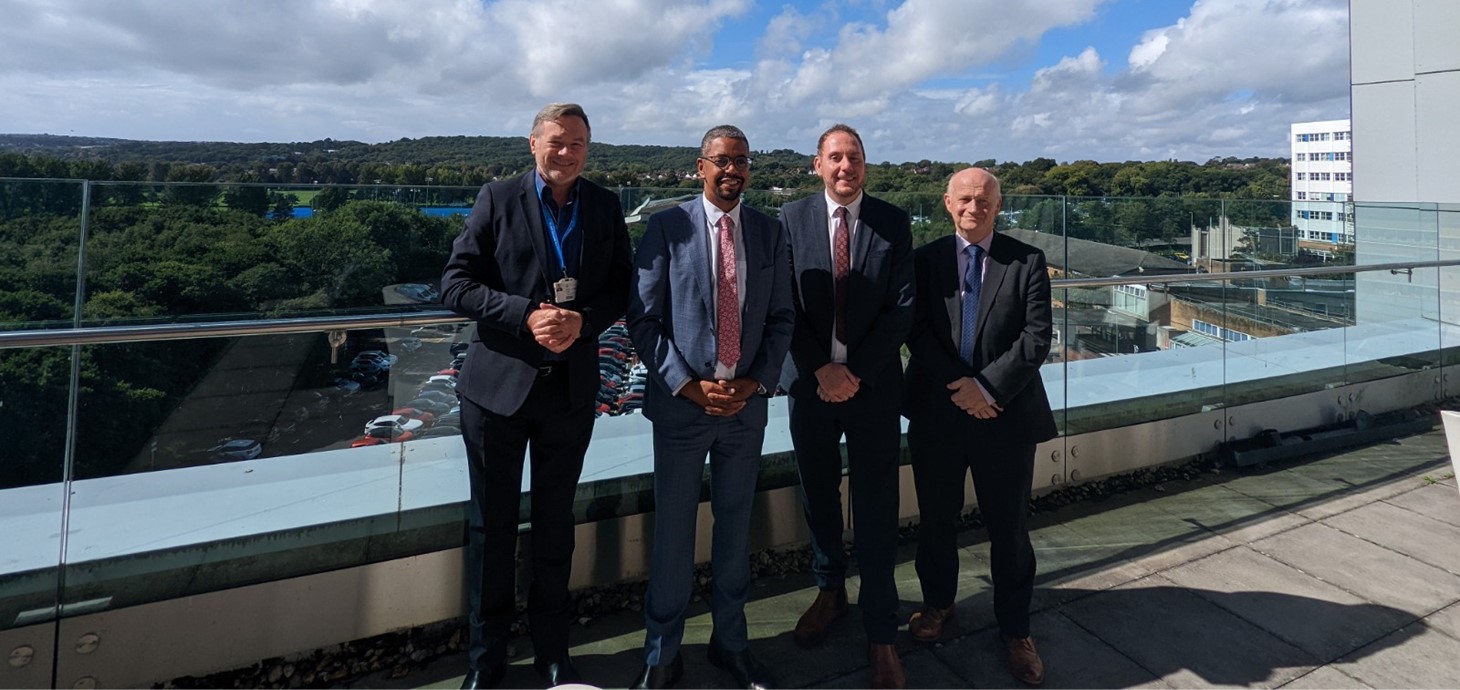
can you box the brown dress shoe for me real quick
[793,587,848,648]
[1002,634,1045,686]
[867,643,906,689]
[907,604,959,643]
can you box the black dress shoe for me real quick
[535,656,583,688]
[707,638,776,689]
[629,654,683,689]
[461,665,506,690]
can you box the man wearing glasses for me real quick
[626,125,794,689]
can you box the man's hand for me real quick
[528,303,583,354]
[947,376,1002,419]
[682,379,747,417]
[814,363,860,403]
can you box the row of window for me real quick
[1192,319,1254,342]
[1295,172,1354,182]
[1297,131,1352,142]
[1295,210,1355,223]
[1296,192,1348,201]
[1295,152,1352,162]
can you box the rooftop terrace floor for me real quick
[363,426,1460,689]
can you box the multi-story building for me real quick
[1290,118,1353,254]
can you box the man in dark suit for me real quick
[903,167,1057,686]
[441,102,632,689]
[626,125,794,690]
[778,125,914,688]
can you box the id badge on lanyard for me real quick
[541,186,581,304]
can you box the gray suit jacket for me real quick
[628,197,795,427]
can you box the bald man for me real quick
[902,168,1057,686]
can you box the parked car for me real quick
[404,398,452,416]
[394,283,440,303]
[425,374,457,388]
[364,415,424,435]
[352,425,415,446]
[418,425,461,438]
[208,438,262,462]
[413,389,456,404]
[391,407,437,426]
[332,378,362,396]
[449,343,470,357]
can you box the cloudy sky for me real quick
[0,0,1350,163]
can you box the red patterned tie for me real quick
[717,214,740,369]
[833,206,850,344]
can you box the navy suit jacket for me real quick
[777,193,914,399]
[442,171,632,416]
[628,198,795,427]
[904,232,1058,444]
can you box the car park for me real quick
[352,425,415,446]
[391,407,437,426]
[418,425,461,438]
[404,398,452,416]
[412,389,456,405]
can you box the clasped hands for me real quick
[948,376,1002,419]
[815,363,860,403]
[528,302,583,354]
[683,377,758,417]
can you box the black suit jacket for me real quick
[442,172,632,416]
[779,193,915,399]
[904,232,1057,443]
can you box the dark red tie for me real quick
[833,206,850,344]
[717,214,740,369]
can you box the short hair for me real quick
[700,125,748,155]
[531,103,591,142]
[817,123,865,157]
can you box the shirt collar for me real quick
[823,190,863,220]
[534,170,579,207]
[701,194,742,229]
[956,231,993,255]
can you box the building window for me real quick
[1335,131,1351,141]
[1295,153,1306,161]
[1192,319,1254,343]
[1296,192,1307,200]
[1296,172,1306,180]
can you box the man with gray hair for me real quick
[627,124,794,689]
[443,102,632,689]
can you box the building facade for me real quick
[1290,118,1353,253]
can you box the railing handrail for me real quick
[4,259,1459,350]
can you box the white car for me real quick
[425,374,457,388]
[364,415,424,435]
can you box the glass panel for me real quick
[0,179,82,677]
[1439,205,1460,380]
[1350,202,1442,386]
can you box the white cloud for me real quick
[0,0,1352,163]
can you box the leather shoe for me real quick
[793,587,848,648]
[629,654,682,689]
[707,637,776,689]
[535,656,583,688]
[460,665,505,690]
[1002,634,1045,686]
[907,604,959,643]
[867,643,906,689]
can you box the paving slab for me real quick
[1383,481,1460,528]
[1253,522,1460,616]
[1323,500,1460,576]
[808,647,965,689]
[1221,467,1356,512]
[1276,664,1374,689]
[1423,602,1460,639]
[1334,623,1460,689]
[1059,576,1317,688]
[1160,545,1416,660]
[932,609,1168,689]
[1143,483,1312,544]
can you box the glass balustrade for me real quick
[2,181,1455,683]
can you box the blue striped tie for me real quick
[959,244,982,365]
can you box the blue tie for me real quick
[959,244,983,365]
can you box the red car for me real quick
[391,407,437,426]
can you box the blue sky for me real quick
[0,0,1351,163]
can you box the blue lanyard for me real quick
[539,184,580,277]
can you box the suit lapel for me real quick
[937,237,962,348]
[684,199,715,319]
[977,236,1011,342]
[803,200,835,302]
[520,173,554,289]
[852,201,876,274]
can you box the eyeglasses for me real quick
[699,156,753,170]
